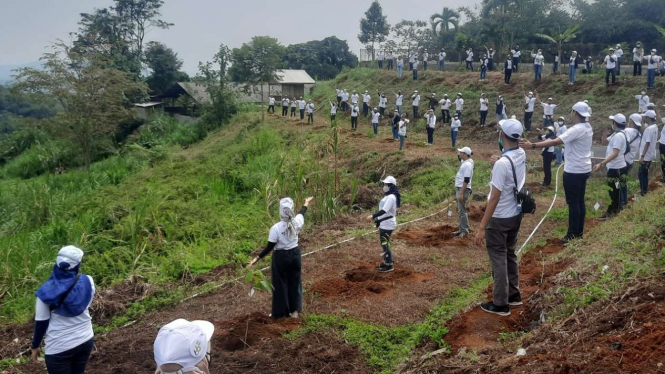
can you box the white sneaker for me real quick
[289,311,299,319]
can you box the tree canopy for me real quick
[358,1,390,59]
[282,37,357,80]
[144,41,189,95]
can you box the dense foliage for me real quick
[283,37,358,80]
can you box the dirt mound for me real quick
[309,263,432,299]
[648,178,662,191]
[89,281,155,325]
[380,138,397,143]
[467,205,486,222]
[394,225,471,247]
[215,312,301,352]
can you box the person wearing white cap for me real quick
[411,90,421,118]
[363,91,371,117]
[512,45,521,72]
[422,50,429,70]
[350,102,359,131]
[351,90,359,106]
[485,46,496,71]
[31,246,96,373]
[329,100,337,126]
[536,94,558,127]
[621,114,642,207]
[341,90,349,112]
[438,48,446,71]
[424,109,436,145]
[412,58,419,80]
[480,54,489,81]
[504,54,513,84]
[398,113,410,151]
[451,114,461,148]
[425,92,438,111]
[475,118,526,316]
[281,96,290,117]
[479,93,489,126]
[154,319,215,374]
[394,90,404,115]
[378,91,388,116]
[554,116,567,165]
[645,49,661,89]
[371,108,381,136]
[387,50,394,70]
[521,101,593,243]
[439,94,452,124]
[391,109,401,141]
[537,126,556,187]
[466,47,474,71]
[377,50,384,69]
[637,110,659,195]
[614,44,623,76]
[454,93,464,121]
[593,114,628,219]
[531,49,544,82]
[660,116,665,182]
[298,97,306,121]
[602,48,617,86]
[454,147,474,237]
[523,92,536,133]
[635,89,650,113]
[495,96,507,123]
[290,97,297,117]
[336,88,342,108]
[633,42,644,76]
[396,54,404,78]
[409,52,415,71]
[366,176,400,273]
[306,100,315,124]
[268,96,276,114]
[568,51,579,85]
[248,196,314,318]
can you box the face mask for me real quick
[457,156,462,162]
[558,121,564,125]
[383,185,390,193]
[642,91,646,95]
[498,137,505,152]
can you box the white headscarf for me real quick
[279,198,297,239]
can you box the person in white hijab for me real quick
[248,196,313,318]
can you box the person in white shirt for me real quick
[394,90,404,114]
[398,114,410,151]
[365,176,400,273]
[154,319,215,374]
[248,197,314,318]
[550,50,560,73]
[614,44,623,76]
[290,97,297,117]
[602,48,617,86]
[411,90,421,118]
[554,117,567,164]
[377,50,384,69]
[621,114,642,207]
[454,147,475,237]
[636,90,650,113]
[504,55,513,84]
[466,48,474,71]
[422,50,429,71]
[341,89,349,112]
[522,102,593,243]
[537,95,558,127]
[480,54,489,81]
[371,108,381,135]
[633,41,644,76]
[512,46,521,72]
[351,91,359,105]
[424,109,436,145]
[336,88,342,107]
[268,96,276,114]
[439,94,452,124]
[350,103,359,131]
[537,126,556,187]
[475,119,526,317]
[454,93,464,120]
[378,92,388,116]
[409,53,416,71]
[438,48,446,71]
[495,96,507,123]
[485,46,496,70]
[329,101,337,125]
[450,114,461,148]
[31,246,96,373]
[659,116,665,182]
[396,55,404,78]
[387,50,394,70]
[593,114,628,219]
[362,91,371,117]
[281,96,290,116]
[568,51,579,85]
[638,110,659,195]
[306,100,315,124]
[523,92,536,133]
[479,93,489,126]
[645,49,661,89]
[298,97,306,120]
[531,49,544,81]
[412,59,419,80]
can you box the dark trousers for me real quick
[336,96,342,106]
[456,110,462,121]
[378,60,383,68]
[388,60,393,70]
[466,61,474,71]
[282,106,288,116]
[427,127,434,144]
[351,116,358,130]
[488,58,494,71]
[606,168,623,215]
[480,110,488,126]
[616,57,622,75]
[268,105,275,113]
[486,214,522,306]
[423,61,428,70]
[553,61,559,73]
[413,69,418,80]
[291,107,296,117]
[379,229,393,264]
[441,109,450,123]
[363,103,369,117]
[620,163,632,207]
[563,172,590,239]
[505,70,512,84]
[524,111,533,132]
[512,58,519,72]
[634,61,642,76]
[638,161,652,195]
[330,114,336,124]
[605,68,616,84]
[307,113,313,124]
[45,338,94,374]
[271,248,302,318]
[542,152,554,186]
[372,122,378,135]
[299,109,305,120]
[379,107,385,116]
[660,143,665,180]
[413,106,419,119]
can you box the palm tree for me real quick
[430,7,460,37]
[534,25,580,68]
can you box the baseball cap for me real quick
[528,91,533,96]
[457,147,473,156]
[572,102,592,118]
[546,126,555,132]
[154,319,215,373]
[414,90,419,93]
[381,176,397,185]
[644,110,657,119]
[56,246,84,270]
[609,114,626,125]
[498,119,524,140]
[629,113,643,126]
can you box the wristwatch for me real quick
[532,143,537,149]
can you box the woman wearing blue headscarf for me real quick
[31,246,95,374]
[248,196,314,319]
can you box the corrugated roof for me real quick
[274,69,315,84]
[177,82,211,103]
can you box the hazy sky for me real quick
[0,0,482,74]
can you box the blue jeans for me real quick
[399,135,405,150]
[392,125,399,140]
[647,68,656,88]
[616,57,622,75]
[451,129,458,147]
[620,164,632,207]
[605,68,616,84]
[397,65,403,78]
[456,110,462,121]
[372,122,378,135]
[534,64,542,81]
[413,69,418,80]
[427,127,434,144]
[45,338,94,374]
[466,61,474,71]
[379,229,393,264]
[554,147,563,164]
[480,66,487,80]
[397,105,402,115]
[439,60,444,70]
[563,172,590,239]
[423,61,428,70]
[638,161,651,195]
[569,65,576,83]
[553,61,558,73]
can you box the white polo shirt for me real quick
[412,94,420,106]
[423,53,429,61]
[363,94,371,103]
[605,132,627,170]
[440,99,451,110]
[439,52,446,61]
[525,97,536,112]
[351,94,359,104]
[306,103,314,113]
[625,128,640,164]
[647,55,662,69]
[542,103,557,116]
[451,119,461,131]
[466,51,473,61]
[633,48,643,62]
[396,94,403,106]
[636,94,649,113]
[532,53,544,65]
[659,125,665,145]
[330,105,337,115]
[604,55,616,69]
[480,99,488,111]
[298,100,306,110]
[455,159,474,189]
[377,194,397,230]
[489,148,526,219]
[558,122,593,173]
[615,49,623,58]
[640,123,659,161]
[379,97,387,108]
[269,97,275,105]
[372,112,380,124]
[351,105,359,117]
[398,119,409,136]
[454,98,464,111]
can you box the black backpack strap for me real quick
[50,274,81,311]
[502,155,520,199]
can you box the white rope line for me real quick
[517,163,564,255]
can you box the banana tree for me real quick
[534,24,580,65]
[656,25,665,37]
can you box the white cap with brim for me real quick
[457,147,473,156]
[644,110,657,119]
[629,113,643,126]
[154,319,215,373]
[609,114,627,125]
[546,126,555,132]
[381,176,397,185]
[572,102,592,118]
[498,119,524,140]
[56,246,84,270]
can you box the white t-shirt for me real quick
[615,49,623,58]
[640,124,659,161]
[542,103,557,116]
[363,94,371,103]
[423,53,429,61]
[466,51,473,61]
[35,276,96,355]
[378,194,397,230]
[397,58,404,67]
[298,100,306,110]
[455,159,474,189]
[539,133,555,153]
[556,124,567,137]
[409,55,416,63]
[532,53,544,65]
[351,94,359,104]
[395,94,403,106]
[282,98,289,106]
[633,48,643,62]
[625,128,640,164]
[605,132,627,170]
[489,148,526,219]
[451,119,461,131]
[372,112,380,124]
[440,99,451,110]
[480,98,489,111]
[413,60,419,69]
[513,50,521,58]
[439,52,446,61]
[330,105,337,115]
[336,89,342,97]
[559,122,593,173]
[351,105,359,117]
[342,92,349,101]
[379,97,387,108]
[425,113,436,129]
[636,94,650,112]
[377,52,384,61]
[412,95,420,106]
[454,98,464,111]
[291,101,296,108]
[398,119,410,136]
[269,97,275,105]
[604,55,616,69]
[647,55,662,69]
[659,125,665,145]
[306,103,314,113]
[525,97,536,112]
[268,214,305,250]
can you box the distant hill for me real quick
[0,61,41,84]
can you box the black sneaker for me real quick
[375,262,384,270]
[378,263,394,273]
[508,295,523,307]
[480,302,510,316]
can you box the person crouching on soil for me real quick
[248,196,314,318]
[366,176,400,273]
[453,147,474,237]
